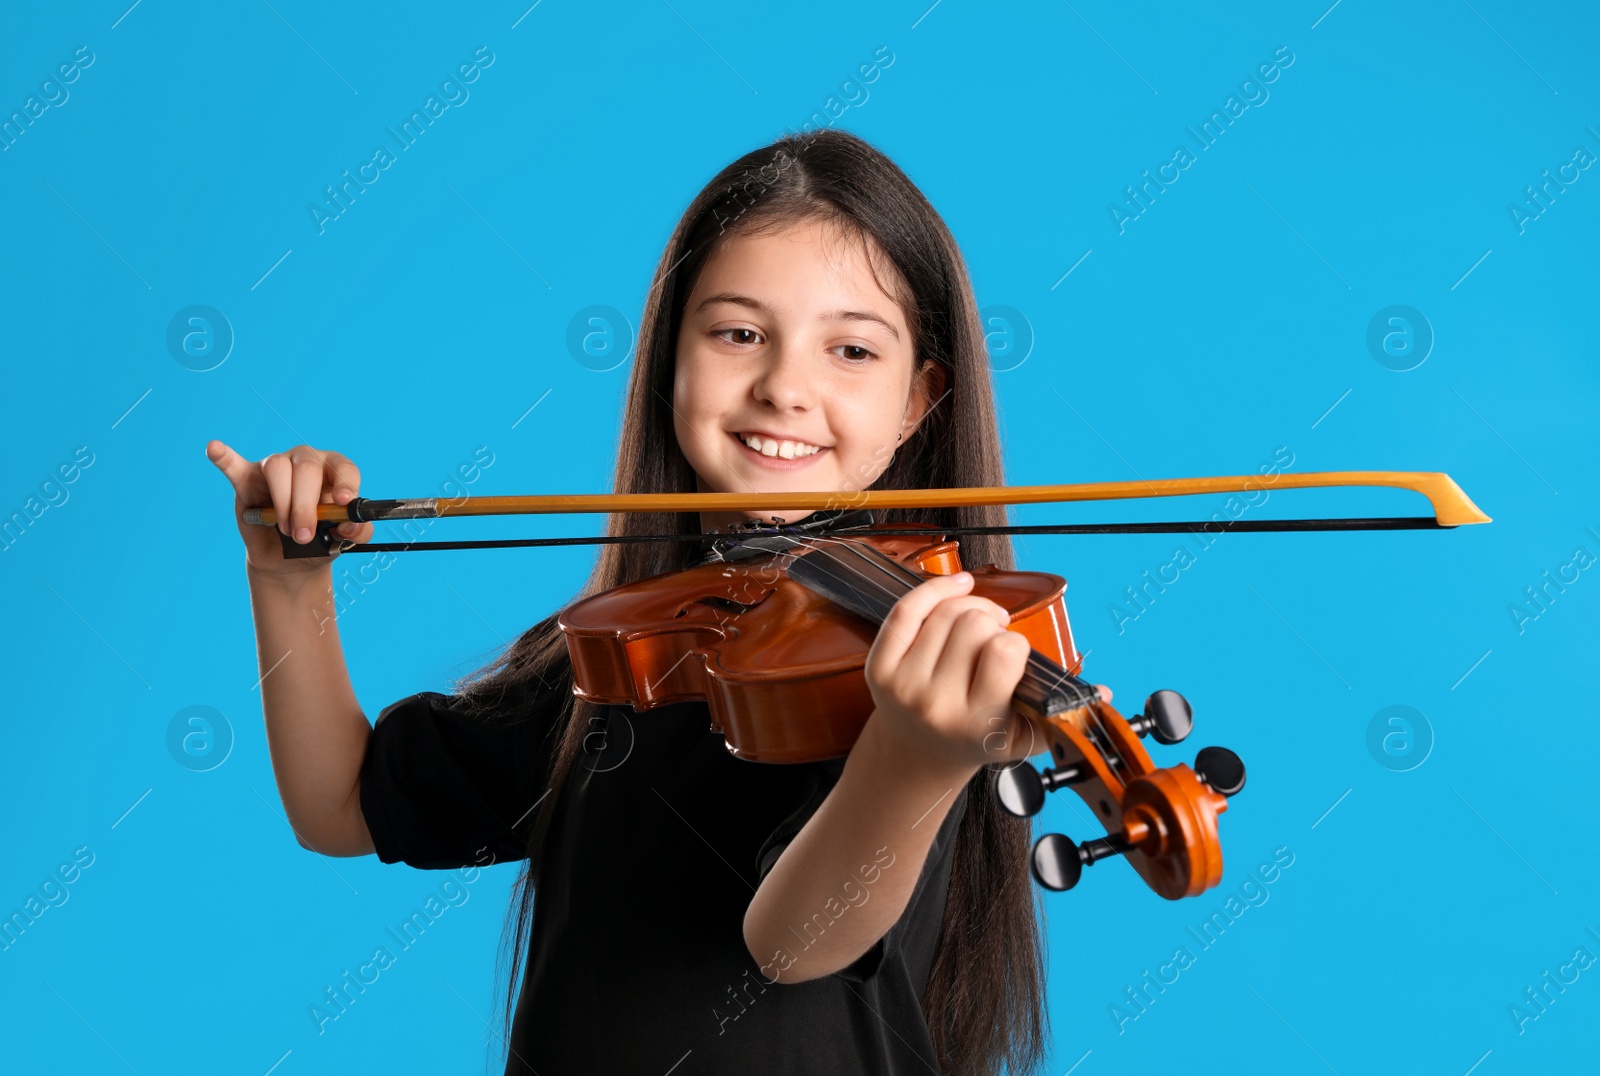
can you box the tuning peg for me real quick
[1031,832,1131,891]
[1194,745,1246,797]
[1126,689,1193,745]
[994,761,1086,818]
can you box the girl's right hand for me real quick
[206,440,374,577]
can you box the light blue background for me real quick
[2,1,1596,1073]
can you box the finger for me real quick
[205,440,266,503]
[285,450,328,544]
[320,450,362,505]
[1096,684,1112,703]
[867,572,974,678]
[912,593,1009,668]
[920,593,1009,640]
[926,606,1009,704]
[923,590,1009,630]
[261,452,295,536]
[985,710,1044,764]
[968,629,1032,713]
[899,594,1005,691]
[969,634,1036,760]
[335,520,373,544]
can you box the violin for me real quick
[244,470,1490,899]
[557,509,1243,899]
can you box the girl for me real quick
[210,127,1088,1075]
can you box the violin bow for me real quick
[240,470,1490,558]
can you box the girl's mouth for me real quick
[728,430,828,470]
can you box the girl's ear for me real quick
[903,360,950,439]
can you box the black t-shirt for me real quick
[358,683,969,1074]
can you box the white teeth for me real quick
[739,433,820,458]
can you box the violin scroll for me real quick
[995,691,1245,899]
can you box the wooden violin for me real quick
[244,470,1490,899]
[558,510,1243,899]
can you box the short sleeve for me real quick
[753,757,846,883]
[359,687,560,871]
[753,760,971,984]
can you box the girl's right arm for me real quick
[207,440,380,858]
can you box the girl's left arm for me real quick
[744,570,1052,984]
[743,706,979,983]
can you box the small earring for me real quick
[897,432,904,443]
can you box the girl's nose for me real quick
[751,342,816,409]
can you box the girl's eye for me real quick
[833,345,876,364]
[714,328,762,346]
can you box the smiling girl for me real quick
[210,128,1065,1075]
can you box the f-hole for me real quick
[675,593,771,618]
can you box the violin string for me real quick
[762,532,904,619]
[717,524,1098,713]
[796,531,1103,709]
[798,530,1121,765]
[715,526,1123,772]
[763,530,1101,712]
[806,533,1116,761]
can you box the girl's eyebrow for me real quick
[695,291,901,342]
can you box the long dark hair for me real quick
[452,127,1047,1076]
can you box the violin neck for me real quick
[782,534,1101,719]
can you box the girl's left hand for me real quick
[863,570,1111,775]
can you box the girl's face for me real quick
[672,216,935,533]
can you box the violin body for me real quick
[559,529,1078,763]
